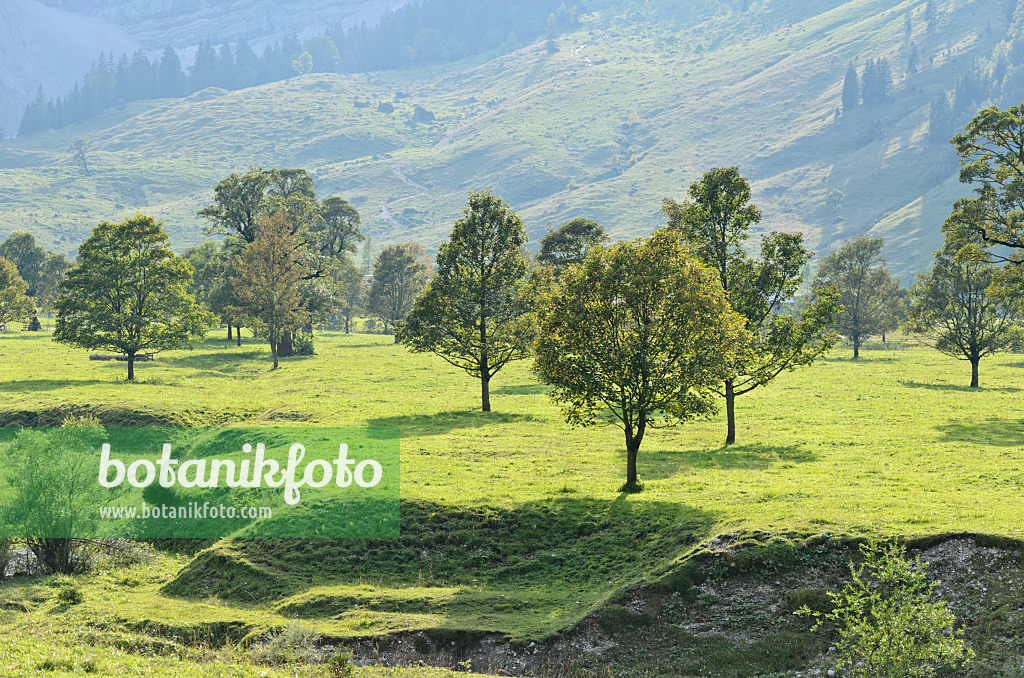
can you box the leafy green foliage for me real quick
[949,104,1024,255]
[53,215,209,380]
[534,228,748,487]
[812,235,900,359]
[229,214,307,369]
[905,233,1022,387]
[0,231,45,297]
[397,191,532,411]
[537,217,607,274]
[0,257,35,327]
[799,542,974,678]
[664,167,839,445]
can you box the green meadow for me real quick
[1,329,1022,675]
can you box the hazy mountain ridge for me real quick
[38,0,411,50]
[0,0,1018,283]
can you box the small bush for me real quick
[252,623,322,665]
[784,587,831,615]
[56,584,84,605]
[325,649,353,677]
[294,332,315,356]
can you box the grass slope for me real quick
[0,328,1022,663]
[0,0,1011,281]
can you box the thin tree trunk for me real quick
[853,335,860,359]
[237,327,242,347]
[227,324,233,340]
[271,340,279,369]
[971,360,979,388]
[725,378,737,446]
[127,352,135,381]
[624,419,645,488]
[344,317,350,334]
[480,316,490,411]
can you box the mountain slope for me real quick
[0,0,1015,281]
[0,0,137,135]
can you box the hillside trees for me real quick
[842,62,860,112]
[0,258,35,327]
[812,235,901,359]
[535,229,748,489]
[663,167,840,445]
[335,259,366,333]
[905,231,1023,387]
[397,190,533,412]
[368,243,429,338]
[54,215,209,380]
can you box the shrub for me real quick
[294,332,315,355]
[798,541,973,678]
[56,584,84,605]
[252,623,322,665]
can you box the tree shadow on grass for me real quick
[490,383,552,396]
[899,380,1021,393]
[367,410,543,436]
[627,443,817,480]
[163,496,719,602]
[161,350,265,371]
[936,417,1024,447]
[0,379,109,392]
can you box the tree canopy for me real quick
[534,229,748,489]
[663,167,840,445]
[947,104,1024,256]
[537,217,607,274]
[0,257,35,327]
[397,190,533,412]
[367,243,429,339]
[54,215,209,380]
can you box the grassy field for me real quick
[0,328,1022,675]
[0,0,1013,282]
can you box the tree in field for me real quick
[812,235,900,359]
[945,104,1024,258]
[904,232,1022,387]
[663,167,840,445]
[842,62,860,113]
[54,215,209,380]
[799,542,973,678]
[67,137,93,175]
[534,229,748,489]
[537,217,607,275]
[34,252,73,316]
[0,257,35,327]
[334,258,366,334]
[397,191,533,412]
[369,243,429,339]
[0,231,46,296]
[230,214,306,369]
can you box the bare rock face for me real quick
[0,0,137,136]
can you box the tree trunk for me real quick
[725,378,737,446]
[480,316,490,412]
[852,335,860,359]
[127,352,135,381]
[344,317,350,334]
[481,372,491,412]
[271,340,279,369]
[278,331,294,357]
[227,324,233,340]
[237,327,242,347]
[394,333,400,344]
[971,360,979,388]
[624,419,645,488]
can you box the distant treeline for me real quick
[18,0,584,136]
